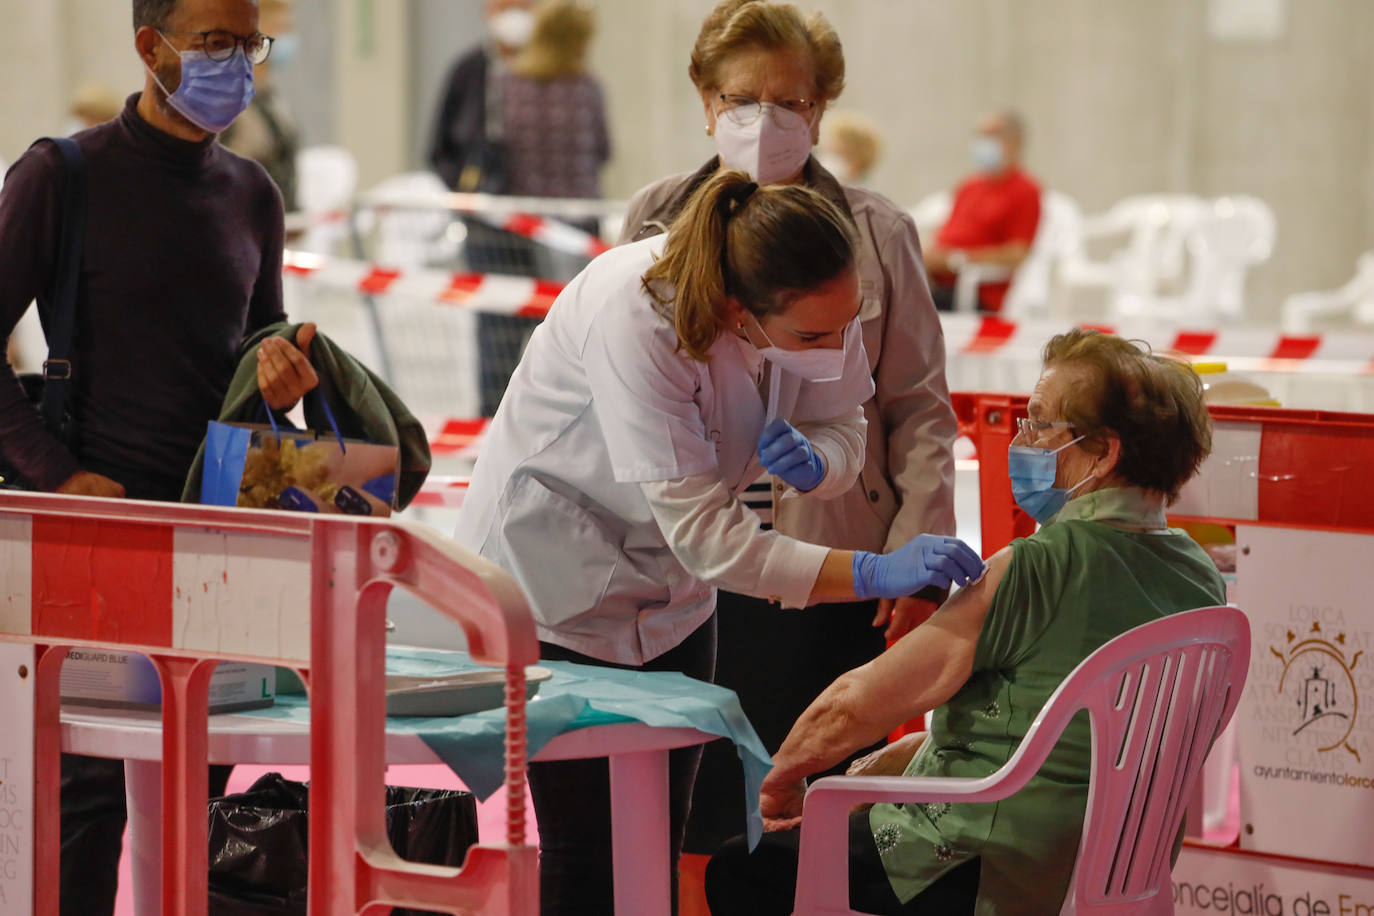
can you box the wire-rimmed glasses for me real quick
[1014,417,1074,446]
[717,94,816,127]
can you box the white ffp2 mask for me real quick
[489,8,534,48]
[750,314,859,383]
[713,105,814,185]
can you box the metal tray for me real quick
[384,665,553,717]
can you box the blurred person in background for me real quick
[436,0,611,416]
[221,0,302,210]
[817,108,882,187]
[428,0,534,194]
[924,110,1041,314]
[66,83,124,134]
[0,0,315,910]
[618,2,957,910]
[500,0,610,202]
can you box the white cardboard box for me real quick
[60,650,276,712]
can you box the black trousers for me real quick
[684,592,886,855]
[59,756,233,915]
[705,810,980,915]
[528,615,717,916]
[58,459,232,915]
[463,219,544,417]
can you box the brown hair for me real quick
[641,169,857,361]
[512,0,594,81]
[1042,329,1212,502]
[688,0,845,103]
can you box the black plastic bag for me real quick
[207,771,479,915]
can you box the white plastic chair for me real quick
[294,145,359,254]
[296,145,358,214]
[951,189,1082,316]
[1171,195,1276,322]
[1107,196,1275,322]
[1000,190,1083,318]
[907,190,952,243]
[791,605,1251,916]
[1059,194,1206,306]
[368,170,461,269]
[1281,251,1374,333]
[910,188,1080,315]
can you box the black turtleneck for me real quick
[0,93,286,492]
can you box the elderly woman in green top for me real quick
[705,329,1227,915]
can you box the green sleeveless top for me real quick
[868,488,1226,914]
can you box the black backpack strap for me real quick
[39,136,87,433]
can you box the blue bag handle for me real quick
[261,376,347,454]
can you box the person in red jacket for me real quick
[925,110,1041,314]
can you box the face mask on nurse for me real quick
[743,312,858,382]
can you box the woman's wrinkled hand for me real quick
[760,775,807,833]
[846,732,927,778]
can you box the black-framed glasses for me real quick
[161,29,274,65]
[717,93,816,127]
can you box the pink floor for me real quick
[112,763,539,915]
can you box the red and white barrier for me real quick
[0,493,539,915]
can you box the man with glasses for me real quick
[0,0,316,911]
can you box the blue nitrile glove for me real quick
[852,535,986,600]
[757,418,826,492]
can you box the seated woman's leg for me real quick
[704,810,979,916]
[703,826,804,916]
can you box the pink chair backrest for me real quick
[1017,605,1251,913]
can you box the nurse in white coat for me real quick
[455,169,982,914]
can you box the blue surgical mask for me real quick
[1008,436,1094,524]
[970,136,1005,173]
[146,32,255,133]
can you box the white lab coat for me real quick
[454,237,874,664]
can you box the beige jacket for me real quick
[618,157,957,559]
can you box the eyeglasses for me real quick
[717,93,816,127]
[161,29,274,65]
[1014,417,1075,445]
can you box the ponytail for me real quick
[641,169,857,361]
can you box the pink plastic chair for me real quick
[791,605,1251,915]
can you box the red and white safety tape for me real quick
[284,250,564,318]
[470,211,610,259]
[410,475,472,508]
[283,252,1374,371]
[939,315,1374,374]
[286,207,610,260]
